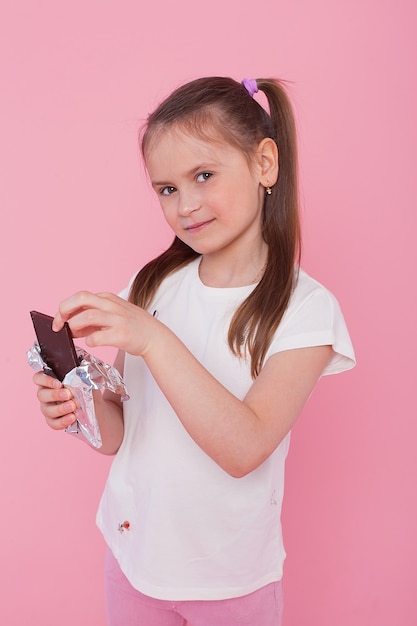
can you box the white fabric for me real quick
[96,258,355,601]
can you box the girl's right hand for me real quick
[33,371,77,430]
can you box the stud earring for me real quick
[265,186,272,195]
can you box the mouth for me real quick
[184,219,214,233]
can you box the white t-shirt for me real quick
[96,258,355,601]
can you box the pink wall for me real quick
[1,1,416,624]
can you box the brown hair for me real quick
[130,76,301,378]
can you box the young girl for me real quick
[33,76,355,626]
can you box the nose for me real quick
[178,189,201,216]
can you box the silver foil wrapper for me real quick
[27,343,129,448]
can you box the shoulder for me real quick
[266,268,356,375]
[284,269,340,320]
[269,269,341,340]
[118,258,200,302]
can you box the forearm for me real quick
[142,321,331,477]
[91,390,124,455]
[142,323,263,476]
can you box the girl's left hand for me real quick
[52,291,154,356]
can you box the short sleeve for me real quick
[118,272,140,301]
[118,285,130,300]
[265,272,356,376]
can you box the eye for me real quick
[196,172,212,183]
[160,185,177,196]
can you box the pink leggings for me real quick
[105,549,283,626]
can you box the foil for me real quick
[27,343,129,449]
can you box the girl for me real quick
[33,76,355,626]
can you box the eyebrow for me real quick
[151,162,218,187]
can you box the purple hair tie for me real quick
[242,78,258,97]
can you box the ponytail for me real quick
[228,78,301,376]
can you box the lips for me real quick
[185,219,214,233]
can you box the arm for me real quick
[141,322,331,476]
[53,291,332,475]
[34,348,125,455]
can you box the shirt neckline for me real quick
[191,257,260,295]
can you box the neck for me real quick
[198,248,268,288]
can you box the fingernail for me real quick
[59,389,70,400]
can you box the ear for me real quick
[256,137,279,187]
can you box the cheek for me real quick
[160,204,179,230]
[208,187,235,215]
[158,198,173,218]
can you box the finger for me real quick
[37,384,73,405]
[33,371,63,389]
[67,309,115,341]
[53,292,119,334]
[95,292,124,304]
[39,385,77,425]
[67,298,128,340]
[53,291,100,330]
[40,397,76,419]
[44,411,77,431]
[84,327,117,348]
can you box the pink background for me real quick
[1,1,416,624]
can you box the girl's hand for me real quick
[33,371,77,430]
[52,291,154,356]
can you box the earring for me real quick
[265,186,272,195]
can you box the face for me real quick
[144,127,266,259]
